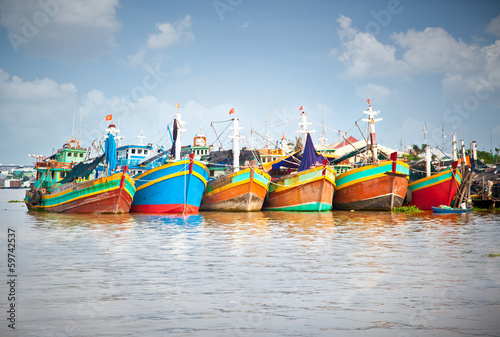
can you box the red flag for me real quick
[299,106,303,111]
[106,114,112,121]
[176,102,179,109]
[229,107,235,115]
[367,98,370,106]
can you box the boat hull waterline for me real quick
[333,160,410,211]
[200,167,271,212]
[407,168,462,210]
[262,165,336,212]
[24,172,136,214]
[131,159,209,213]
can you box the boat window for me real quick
[138,149,142,154]
[67,152,72,157]
[80,153,84,158]
[131,149,136,154]
[144,150,148,155]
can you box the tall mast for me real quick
[362,100,382,161]
[451,133,457,161]
[174,114,186,160]
[229,117,244,172]
[297,111,314,151]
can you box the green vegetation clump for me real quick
[8,200,23,203]
[484,252,500,258]
[392,205,422,213]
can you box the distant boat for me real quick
[130,114,209,213]
[432,205,471,214]
[332,102,409,211]
[200,117,271,211]
[24,125,136,214]
[262,112,336,212]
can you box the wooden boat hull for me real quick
[262,166,336,212]
[131,159,209,213]
[432,206,471,213]
[200,167,270,211]
[24,172,136,214]
[333,160,409,211]
[407,168,462,210]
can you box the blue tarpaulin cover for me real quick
[105,133,117,172]
[298,134,325,172]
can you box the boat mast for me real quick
[229,117,244,172]
[362,100,382,162]
[452,133,457,161]
[297,111,314,151]
[174,114,186,160]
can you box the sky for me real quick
[1,0,500,165]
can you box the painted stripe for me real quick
[336,161,409,191]
[136,170,207,192]
[409,169,462,192]
[269,166,336,193]
[263,202,332,212]
[134,159,208,181]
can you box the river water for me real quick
[0,189,499,337]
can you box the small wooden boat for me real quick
[200,166,270,211]
[332,160,409,210]
[25,126,136,214]
[432,205,471,213]
[200,117,271,211]
[332,102,409,211]
[262,115,336,212]
[263,164,336,212]
[407,164,462,210]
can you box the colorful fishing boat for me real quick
[432,205,471,214]
[262,113,336,212]
[200,117,271,211]
[332,101,409,211]
[407,163,462,210]
[24,125,136,214]
[130,114,209,213]
[332,159,409,210]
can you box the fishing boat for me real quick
[332,102,409,211]
[24,125,136,214]
[262,112,336,212]
[130,114,209,213]
[406,146,462,210]
[432,205,471,214]
[200,117,271,211]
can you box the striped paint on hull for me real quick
[131,159,209,214]
[333,160,409,211]
[200,167,270,211]
[407,168,462,210]
[24,172,136,214]
[262,166,336,212]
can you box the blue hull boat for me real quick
[432,206,471,214]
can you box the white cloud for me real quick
[147,15,194,49]
[125,15,194,67]
[239,22,250,29]
[0,0,121,60]
[392,27,482,74]
[332,15,409,79]
[486,14,500,38]
[334,15,500,100]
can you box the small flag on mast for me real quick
[176,102,179,109]
[106,114,112,121]
[367,98,370,106]
[229,107,235,115]
[299,106,303,111]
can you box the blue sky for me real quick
[1,0,500,165]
